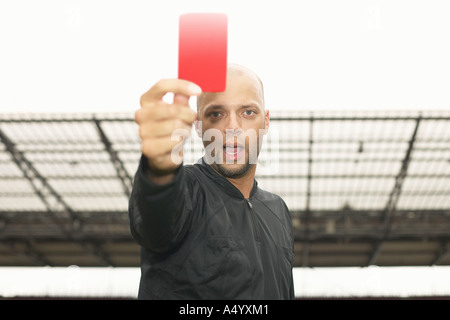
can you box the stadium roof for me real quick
[0,110,449,267]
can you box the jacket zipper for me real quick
[246,199,261,242]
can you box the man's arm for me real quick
[128,79,202,253]
[128,155,193,253]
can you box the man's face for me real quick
[196,70,269,178]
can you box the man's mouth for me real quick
[223,144,245,161]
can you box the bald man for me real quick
[129,64,294,300]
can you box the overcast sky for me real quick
[0,0,449,114]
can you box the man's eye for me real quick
[211,112,221,118]
[243,110,255,116]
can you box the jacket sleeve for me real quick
[128,155,193,254]
[283,199,296,300]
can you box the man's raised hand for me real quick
[135,79,202,181]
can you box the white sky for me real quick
[0,0,449,114]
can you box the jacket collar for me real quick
[196,157,258,200]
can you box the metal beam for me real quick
[6,240,52,266]
[0,127,78,238]
[93,118,133,198]
[431,242,450,265]
[80,241,115,266]
[2,173,448,181]
[270,116,450,121]
[367,116,422,266]
[0,128,116,266]
[301,116,314,267]
[1,114,450,123]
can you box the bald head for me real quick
[226,63,264,94]
[196,63,265,113]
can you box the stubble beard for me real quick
[213,160,254,179]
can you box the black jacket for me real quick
[128,156,295,299]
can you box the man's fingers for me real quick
[139,119,192,139]
[151,103,197,122]
[136,78,201,175]
[141,79,202,105]
[141,136,186,160]
[147,153,183,173]
[173,93,190,106]
[135,103,197,125]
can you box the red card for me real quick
[178,13,228,92]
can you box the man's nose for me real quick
[224,113,242,133]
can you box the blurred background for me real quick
[0,0,449,299]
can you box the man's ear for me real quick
[263,109,270,135]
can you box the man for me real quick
[129,64,294,299]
